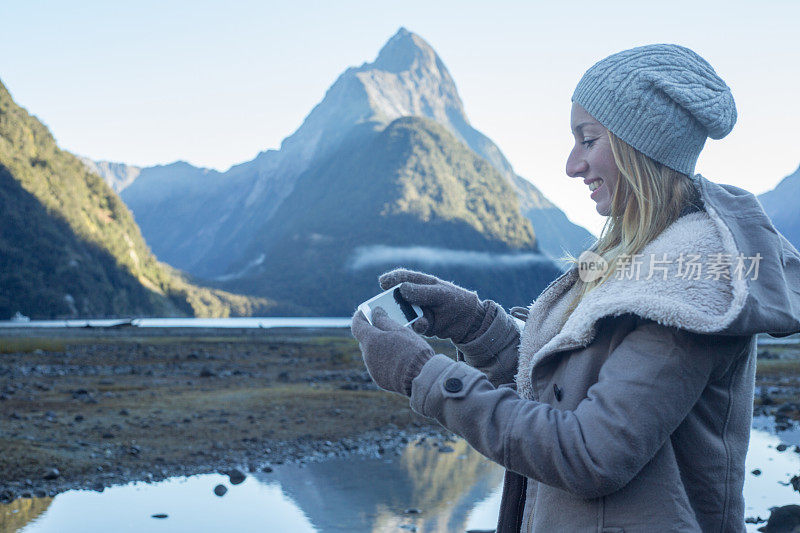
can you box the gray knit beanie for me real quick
[572,44,737,176]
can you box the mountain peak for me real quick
[372,27,441,74]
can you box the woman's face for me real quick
[566,102,620,216]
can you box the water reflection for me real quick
[253,439,503,533]
[0,497,53,532]
[7,420,800,533]
[9,438,503,533]
[745,416,800,532]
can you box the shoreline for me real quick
[0,327,453,504]
[0,424,454,503]
[1,327,799,507]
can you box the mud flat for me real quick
[0,326,455,503]
[1,328,799,507]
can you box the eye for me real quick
[581,138,597,148]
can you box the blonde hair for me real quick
[560,131,703,320]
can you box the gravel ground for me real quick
[0,327,456,503]
[1,327,799,523]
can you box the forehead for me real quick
[570,102,603,132]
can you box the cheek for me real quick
[597,148,618,178]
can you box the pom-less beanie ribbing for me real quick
[572,44,737,176]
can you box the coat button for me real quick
[553,383,563,401]
[444,378,463,393]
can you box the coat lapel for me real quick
[516,211,746,399]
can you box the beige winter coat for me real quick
[408,174,800,532]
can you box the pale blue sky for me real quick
[1,0,798,235]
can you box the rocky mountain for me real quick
[0,79,292,319]
[217,116,562,315]
[90,28,592,279]
[758,164,800,249]
[79,157,141,193]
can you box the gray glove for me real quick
[351,306,434,397]
[379,268,486,344]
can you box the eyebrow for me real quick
[572,121,598,133]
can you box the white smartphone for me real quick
[357,284,423,327]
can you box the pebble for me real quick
[227,468,246,485]
[751,469,762,476]
[213,484,228,497]
[42,468,60,480]
[151,514,168,519]
[759,504,800,532]
[777,444,788,452]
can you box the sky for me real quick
[1,0,798,236]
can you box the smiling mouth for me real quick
[589,179,603,192]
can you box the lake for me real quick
[4,416,800,532]
[0,318,353,330]
[1,319,795,350]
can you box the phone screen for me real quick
[363,287,420,326]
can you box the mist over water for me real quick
[349,245,552,271]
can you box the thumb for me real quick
[371,307,403,331]
[411,316,429,335]
[350,308,372,340]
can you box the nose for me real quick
[566,146,587,178]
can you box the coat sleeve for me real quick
[452,300,521,388]
[410,318,749,499]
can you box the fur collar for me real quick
[515,210,747,399]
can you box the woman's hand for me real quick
[351,306,435,397]
[379,268,485,344]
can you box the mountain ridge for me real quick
[95,28,591,278]
[0,79,296,319]
[215,115,561,315]
[758,164,800,250]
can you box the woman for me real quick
[351,44,800,532]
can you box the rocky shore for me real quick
[0,327,455,504]
[1,328,800,531]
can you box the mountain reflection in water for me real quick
[8,438,503,533]
[9,422,799,533]
[269,439,503,532]
[0,497,53,532]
